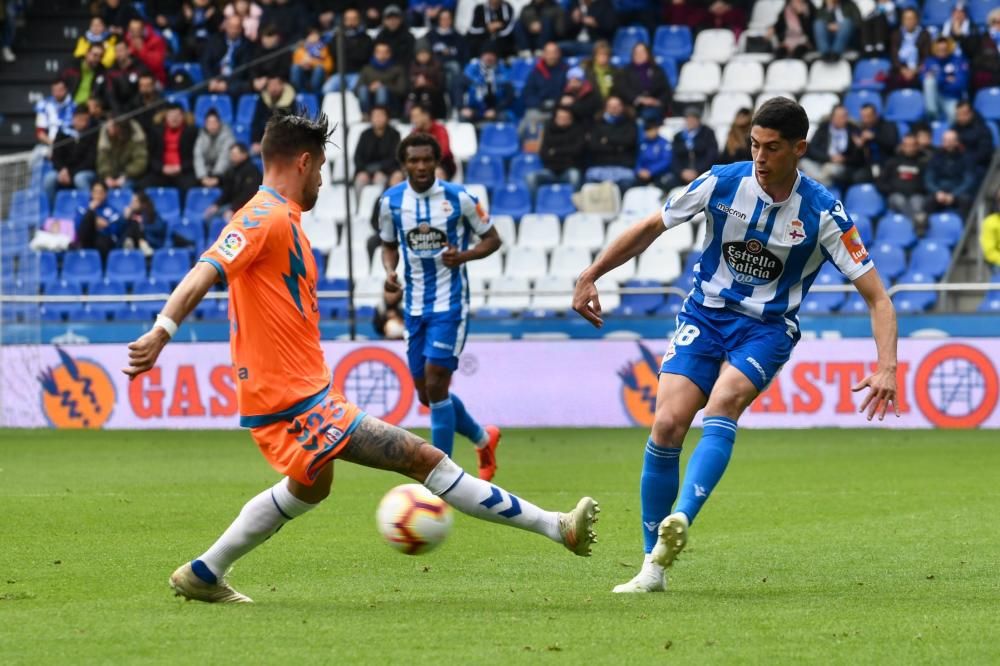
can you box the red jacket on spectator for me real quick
[126,23,167,85]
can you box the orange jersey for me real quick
[200,186,330,427]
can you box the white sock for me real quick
[423,457,561,542]
[196,479,317,581]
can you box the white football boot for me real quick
[650,512,689,569]
[558,497,600,556]
[612,555,666,593]
[169,562,253,604]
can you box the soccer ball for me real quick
[376,484,453,555]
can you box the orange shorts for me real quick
[250,387,366,485]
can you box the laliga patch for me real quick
[783,219,807,245]
[840,226,869,264]
[217,230,247,263]
[474,201,489,222]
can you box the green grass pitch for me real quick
[2,428,999,665]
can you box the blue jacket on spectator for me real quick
[463,59,514,118]
[522,59,568,111]
[921,52,970,100]
[75,202,122,237]
[636,134,671,177]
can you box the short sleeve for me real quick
[460,188,492,236]
[662,172,716,230]
[378,196,397,243]
[818,199,874,281]
[200,211,276,286]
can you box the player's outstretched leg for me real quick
[451,393,501,481]
[340,416,599,556]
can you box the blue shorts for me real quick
[660,299,795,398]
[404,312,468,378]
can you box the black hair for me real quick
[204,108,220,121]
[261,110,333,162]
[751,97,809,142]
[860,103,877,112]
[396,132,441,165]
[232,141,250,155]
[72,106,90,116]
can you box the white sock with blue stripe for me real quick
[423,456,560,541]
[193,478,317,583]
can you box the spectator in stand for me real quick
[521,41,568,138]
[888,8,930,90]
[584,95,639,191]
[563,0,617,55]
[203,14,254,97]
[376,5,416,66]
[801,105,864,187]
[261,0,309,41]
[911,121,935,161]
[922,37,970,123]
[665,107,718,191]
[582,40,619,102]
[74,181,122,261]
[361,0,396,29]
[103,42,149,113]
[331,8,374,80]
[460,43,514,122]
[142,103,199,192]
[291,26,334,94]
[614,42,672,125]
[813,0,861,62]
[146,0,186,38]
[952,101,994,181]
[356,42,408,118]
[980,190,1000,269]
[925,129,976,215]
[353,105,403,194]
[941,4,977,58]
[616,0,658,35]
[970,9,1000,90]
[65,44,107,106]
[409,104,456,179]
[406,43,447,119]
[133,73,166,134]
[1,0,18,62]
[530,105,585,192]
[635,115,672,189]
[203,143,262,221]
[34,79,75,147]
[406,0,455,28]
[75,16,117,69]
[124,18,167,86]
[180,0,223,59]
[224,0,263,41]
[251,24,294,90]
[121,190,167,253]
[86,96,108,124]
[250,76,297,154]
[559,66,601,127]
[468,0,518,59]
[718,107,752,164]
[427,9,470,112]
[854,103,897,179]
[101,0,141,36]
[662,0,709,32]
[859,0,896,56]
[516,0,567,55]
[770,0,815,60]
[45,107,98,204]
[877,133,928,222]
[703,0,748,38]
[194,110,236,189]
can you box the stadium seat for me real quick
[922,0,956,26]
[490,183,532,221]
[893,271,937,312]
[0,222,29,256]
[651,220,695,253]
[10,188,46,223]
[635,246,682,282]
[621,186,663,220]
[2,278,37,322]
[163,93,190,111]
[446,121,479,162]
[313,278,346,318]
[478,123,520,159]
[674,61,721,100]
[594,276,622,311]
[150,248,193,285]
[719,61,764,94]
[504,246,548,279]
[105,248,147,286]
[486,275,531,310]
[925,211,964,247]
[691,29,735,63]
[548,245,592,278]
[106,187,134,212]
[655,56,679,88]
[612,26,650,61]
[60,249,102,288]
[508,153,542,186]
[208,217,227,244]
[845,184,885,220]
[874,212,917,249]
[843,90,882,121]
[324,242,370,279]
[869,242,906,280]
[236,94,258,128]
[491,214,517,249]
[87,278,126,320]
[194,94,234,126]
[530,274,574,311]
[183,187,221,223]
[16,251,56,289]
[168,218,205,249]
[146,187,182,222]
[908,240,951,279]
[805,262,848,312]
[973,87,1000,122]
[466,248,504,280]
[320,91,363,129]
[52,189,87,220]
[562,213,605,251]
[465,154,505,191]
[969,0,993,24]
[40,280,83,321]
[851,58,891,91]
[517,214,561,250]
[852,215,874,246]
[748,0,784,30]
[353,274,386,308]
[763,59,808,94]
[194,287,229,320]
[534,184,575,218]
[755,90,795,110]
[805,59,852,93]
[978,292,1000,312]
[131,277,169,319]
[620,278,665,314]
[799,92,840,123]
[170,61,204,84]
[884,89,925,122]
[508,57,534,92]
[653,25,693,62]
[604,256,637,284]
[301,208,338,253]
[708,91,754,127]
[295,93,319,118]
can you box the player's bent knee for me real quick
[651,416,690,448]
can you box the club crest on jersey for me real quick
[217,230,246,263]
[440,200,453,215]
[840,226,869,263]
[406,224,448,258]
[784,219,807,245]
[723,239,784,285]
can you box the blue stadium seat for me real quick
[295,93,319,118]
[613,26,650,61]
[930,120,947,146]
[874,212,917,249]
[988,120,1000,148]
[87,278,126,320]
[653,295,684,316]
[60,249,102,287]
[620,278,664,314]
[130,278,169,319]
[168,218,205,248]
[892,270,937,312]
[52,189,87,220]
[922,0,956,26]
[10,188,46,223]
[312,248,326,277]
[852,215,873,246]
[869,242,906,280]
[654,56,678,89]
[41,280,83,321]
[194,94,234,126]
[508,58,534,92]
[908,239,951,278]
[106,187,134,212]
[146,187,182,222]
[845,184,885,219]
[884,89,925,123]
[0,222,30,256]
[805,262,847,312]
[2,278,36,322]
[164,93,190,111]
[978,293,1000,312]
[105,248,147,286]
[236,94,259,126]
[851,58,891,91]
[490,183,532,220]
[478,123,520,159]
[183,187,221,222]
[465,154,506,191]
[208,217,227,244]
[968,0,993,25]
[653,25,693,62]
[535,184,576,218]
[925,211,964,247]
[973,87,1000,122]
[25,251,58,285]
[509,153,542,186]
[150,248,193,285]
[170,62,204,84]
[317,277,349,317]
[843,90,882,121]
[194,288,228,320]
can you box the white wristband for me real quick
[154,314,178,339]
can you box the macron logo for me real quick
[694,485,707,498]
[643,521,660,532]
[716,203,747,221]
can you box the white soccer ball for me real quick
[376,484,453,555]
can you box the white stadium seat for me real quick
[562,212,605,251]
[594,276,621,311]
[674,61,722,102]
[355,183,383,221]
[490,214,517,252]
[692,29,736,63]
[313,184,350,224]
[749,0,784,30]
[530,275,574,311]
[805,59,852,93]
[486,275,531,310]
[652,220,695,253]
[605,218,634,244]
[321,92,362,130]
[709,92,754,127]
[467,276,487,311]
[764,59,808,93]
[327,122,366,183]
[446,121,478,162]
[353,274,385,307]
[603,257,636,283]
[636,246,683,282]
[719,61,765,94]
[504,245,548,279]
[549,245,592,279]
[621,186,664,220]
[300,212,338,253]
[799,92,841,123]
[369,246,386,279]
[325,242,371,280]
[516,214,561,250]
[756,91,796,109]
[466,248,504,280]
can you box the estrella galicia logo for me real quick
[723,239,784,285]
[405,223,448,258]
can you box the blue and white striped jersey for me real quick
[662,161,873,335]
[379,179,493,318]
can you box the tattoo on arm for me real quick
[339,416,429,477]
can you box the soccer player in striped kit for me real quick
[379,133,504,480]
[573,98,901,593]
